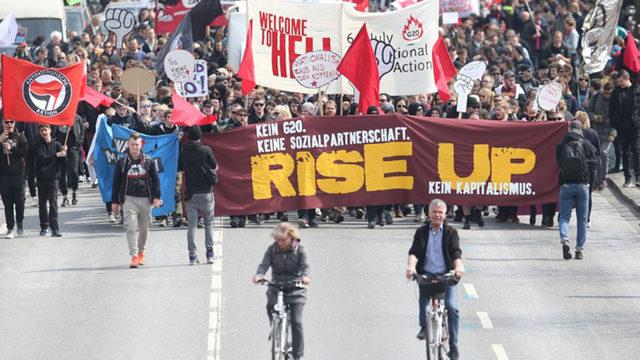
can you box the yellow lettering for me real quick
[491,147,536,184]
[296,151,316,196]
[251,153,296,200]
[438,143,490,189]
[364,142,414,191]
[316,150,364,194]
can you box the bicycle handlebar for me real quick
[411,271,458,286]
[258,278,306,291]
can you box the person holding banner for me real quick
[32,125,67,237]
[111,133,162,269]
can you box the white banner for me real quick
[440,0,479,18]
[246,0,439,95]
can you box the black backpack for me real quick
[559,138,586,181]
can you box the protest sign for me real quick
[455,61,485,112]
[121,68,156,96]
[442,12,458,24]
[246,0,439,95]
[164,49,196,82]
[104,7,137,48]
[175,59,209,97]
[204,115,566,215]
[292,51,341,89]
[536,83,563,111]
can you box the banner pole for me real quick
[318,89,324,116]
[339,93,343,115]
[63,125,71,147]
[458,112,463,119]
[136,81,141,116]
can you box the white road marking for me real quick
[207,224,224,360]
[463,283,479,299]
[492,344,509,360]
[477,312,494,329]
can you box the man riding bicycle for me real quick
[253,223,311,360]
[405,199,464,360]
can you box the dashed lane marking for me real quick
[492,344,509,360]
[207,221,224,360]
[477,312,494,329]
[463,283,479,299]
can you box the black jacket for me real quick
[409,222,462,274]
[555,132,598,185]
[611,85,636,130]
[31,137,64,180]
[0,130,28,175]
[54,115,85,149]
[112,152,161,205]
[178,140,218,195]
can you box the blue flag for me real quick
[93,117,180,216]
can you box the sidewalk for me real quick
[606,172,640,213]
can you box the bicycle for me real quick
[412,271,457,360]
[258,278,305,360]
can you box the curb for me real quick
[606,176,640,214]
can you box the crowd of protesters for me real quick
[1,0,639,250]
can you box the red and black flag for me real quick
[1,55,84,126]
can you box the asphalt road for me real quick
[1,184,639,360]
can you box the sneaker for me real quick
[587,222,591,228]
[91,182,98,189]
[5,230,15,239]
[562,240,572,260]
[367,221,376,229]
[623,179,633,187]
[137,252,145,266]
[61,197,69,207]
[159,218,167,227]
[130,255,139,268]
[16,223,23,236]
[308,220,319,228]
[250,216,264,225]
[230,218,239,228]
[109,213,116,223]
[78,175,84,183]
[636,179,640,187]
[416,328,426,341]
[51,230,62,237]
[575,250,583,260]
[206,255,214,264]
[463,220,471,230]
[280,213,288,222]
[384,210,393,225]
[172,217,182,227]
[298,218,309,228]
[377,214,386,227]
[71,193,78,205]
[238,217,246,228]
[355,208,364,219]
[39,228,49,236]
[413,213,425,222]
[189,256,200,265]
[197,218,204,228]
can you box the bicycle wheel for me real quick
[439,312,450,359]
[425,315,437,360]
[271,317,283,360]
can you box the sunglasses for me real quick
[397,104,406,108]
[580,79,588,82]
[3,121,15,124]
[254,103,265,107]
[273,112,280,116]
[491,73,501,76]
[548,117,562,120]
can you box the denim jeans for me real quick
[558,183,589,250]
[419,284,459,350]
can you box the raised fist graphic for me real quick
[104,8,136,49]
[370,38,395,80]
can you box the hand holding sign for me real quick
[104,8,136,48]
[454,75,474,112]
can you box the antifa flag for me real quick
[1,55,84,126]
[154,0,224,78]
[581,0,623,74]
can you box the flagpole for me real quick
[339,93,343,115]
[63,125,71,147]
[318,89,324,116]
[136,81,141,116]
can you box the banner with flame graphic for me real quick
[246,0,439,95]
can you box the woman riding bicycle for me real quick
[253,223,311,360]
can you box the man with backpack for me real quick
[556,120,597,260]
[178,126,218,265]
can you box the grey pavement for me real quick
[1,182,640,360]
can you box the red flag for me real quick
[237,19,256,95]
[80,86,115,109]
[624,31,640,73]
[1,55,84,126]
[337,24,379,114]
[170,90,210,126]
[344,0,369,11]
[431,36,457,102]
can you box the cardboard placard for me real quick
[121,68,156,96]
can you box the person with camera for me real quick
[0,119,28,238]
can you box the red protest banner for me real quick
[203,115,566,216]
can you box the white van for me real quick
[0,0,67,44]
